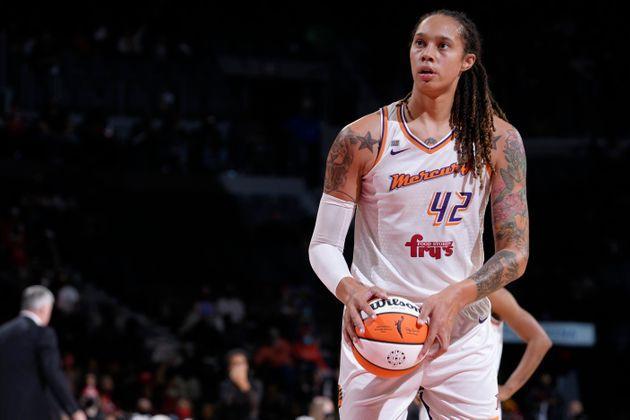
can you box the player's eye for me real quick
[415,39,425,47]
[439,43,449,49]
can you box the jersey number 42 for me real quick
[427,192,472,226]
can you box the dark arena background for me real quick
[0,2,627,419]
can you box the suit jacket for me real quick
[0,316,79,420]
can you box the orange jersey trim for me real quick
[364,107,389,173]
[396,104,454,154]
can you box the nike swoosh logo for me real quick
[390,148,410,156]
[479,315,488,324]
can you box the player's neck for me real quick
[406,88,455,129]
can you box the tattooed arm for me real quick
[448,121,529,304]
[323,113,382,202]
[417,119,529,361]
[310,111,389,345]
[322,112,383,296]
[471,123,529,298]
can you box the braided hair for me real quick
[402,10,508,182]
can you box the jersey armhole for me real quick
[362,106,389,177]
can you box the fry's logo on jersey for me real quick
[389,163,471,191]
[404,234,454,259]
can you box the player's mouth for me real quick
[418,66,437,81]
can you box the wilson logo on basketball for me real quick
[369,298,420,314]
[404,234,454,259]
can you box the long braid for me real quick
[407,10,508,187]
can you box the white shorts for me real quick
[338,316,501,420]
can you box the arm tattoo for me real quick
[493,130,527,206]
[324,127,379,200]
[472,250,520,298]
[358,131,379,152]
[474,129,529,299]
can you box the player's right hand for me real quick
[337,277,388,345]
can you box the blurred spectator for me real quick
[130,397,153,419]
[57,284,81,314]
[175,397,193,419]
[501,398,524,420]
[255,328,293,368]
[255,327,295,391]
[555,351,586,419]
[527,373,562,419]
[200,402,216,420]
[99,375,118,416]
[217,349,263,420]
[81,373,100,401]
[81,395,102,420]
[307,396,334,420]
[293,326,328,371]
[216,285,246,325]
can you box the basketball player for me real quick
[309,9,530,419]
[489,288,552,402]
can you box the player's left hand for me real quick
[416,284,468,361]
[498,384,513,401]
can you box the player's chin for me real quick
[415,76,445,92]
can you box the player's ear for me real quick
[461,53,476,72]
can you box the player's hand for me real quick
[337,277,388,346]
[417,284,468,361]
[498,384,514,401]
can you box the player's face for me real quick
[409,14,476,95]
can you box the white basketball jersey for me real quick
[491,317,504,376]
[350,100,492,321]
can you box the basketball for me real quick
[351,296,429,378]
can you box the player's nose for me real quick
[420,44,437,62]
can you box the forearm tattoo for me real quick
[475,129,529,299]
[472,250,520,297]
[324,127,379,201]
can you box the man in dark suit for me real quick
[0,286,86,420]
